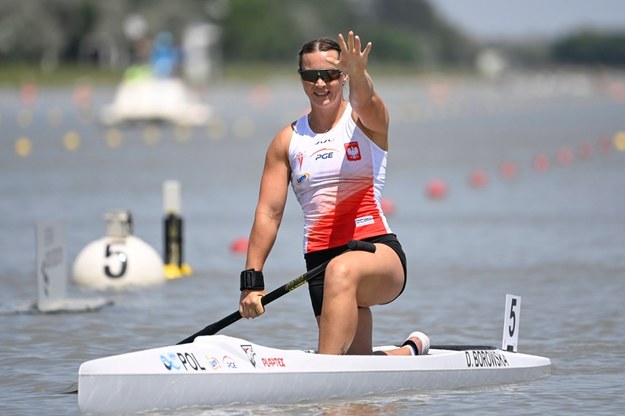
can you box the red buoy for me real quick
[468,169,488,189]
[426,179,448,200]
[230,237,249,254]
[381,198,396,215]
[533,154,550,172]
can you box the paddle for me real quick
[177,240,376,344]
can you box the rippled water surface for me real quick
[1,72,625,415]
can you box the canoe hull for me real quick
[78,335,550,414]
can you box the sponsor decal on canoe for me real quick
[241,345,257,367]
[160,352,181,370]
[261,357,286,368]
[465,350,510,368]
[160,352,207,371]
[205,356,220,370]
[222,355,238,369]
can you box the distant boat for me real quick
[101,69,212,126]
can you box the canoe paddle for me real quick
[177,240,376,344]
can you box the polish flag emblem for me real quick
[345,142,361,161]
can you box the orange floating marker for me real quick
[230,237,249,254]
[20,83,38,107]
[598,138,613,154]
[557,147,573,165]
[533,154,550,172]
[468,169,488,189]
[381,198,395,215]
[425,179,447,200]
[499,161,518,180]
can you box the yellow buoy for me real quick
[614,131,625,152]
[63,131,81,151]
[105,128,123,148]
[15,137,33,157]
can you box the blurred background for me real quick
[1,0,625,85]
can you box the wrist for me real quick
[240,269,265,291]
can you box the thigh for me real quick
[325,242,405,307]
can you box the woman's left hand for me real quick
[326,31,371,78]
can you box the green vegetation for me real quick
[1,0,623,87]
[551,30,625,66]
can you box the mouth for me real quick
[313,90,330,97]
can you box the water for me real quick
[1,70,625,415]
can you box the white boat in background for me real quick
[78,334,550,414]
[100,75,212,126]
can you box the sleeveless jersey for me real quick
[288,104,392,253]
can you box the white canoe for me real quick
[78,334,551,414]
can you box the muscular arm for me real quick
[327,31,389,149]
[245,127,292,271]
[348,71,389,149]
[239,125,292,318]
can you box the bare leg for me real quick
[347,308,373,355]
[317,244,405,355]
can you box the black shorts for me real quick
[304,234,407,317]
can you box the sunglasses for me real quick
[298,69,342,83]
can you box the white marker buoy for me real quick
[163,180,192,279]
[72,210,164,289]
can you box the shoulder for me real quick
[267,122,296,160]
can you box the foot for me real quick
[402,331,430,355]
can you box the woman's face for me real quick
[300,50,344,107]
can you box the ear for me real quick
[342,73,349,85]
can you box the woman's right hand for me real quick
[239,290,266,319]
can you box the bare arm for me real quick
[327,31,389,149]
[239,125,292,318]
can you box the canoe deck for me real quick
[78,335,551,414]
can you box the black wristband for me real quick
[240,269,265,291]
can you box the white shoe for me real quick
[402,331,430,355]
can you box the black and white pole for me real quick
[163,180,192,279]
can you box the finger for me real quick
[362,41,372,58]
[347,31,355,51]
[325,55,340,66]
[337,33,347,51]
[354,35,362,53]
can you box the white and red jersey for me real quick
[288,104,392,253]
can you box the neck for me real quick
[308,100,348,133]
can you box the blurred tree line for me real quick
[0,0,475,70]
[0,0,623,74]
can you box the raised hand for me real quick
[326,31,372,78]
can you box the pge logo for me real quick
[311,148,337,161]
[315,152,334,160]
[222,355,238,369]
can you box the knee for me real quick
[324,260,356,296]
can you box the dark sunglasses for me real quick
[298,69,342,83]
